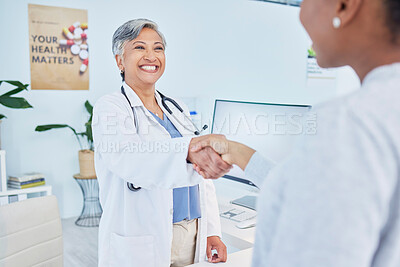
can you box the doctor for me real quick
[93,19,230,267]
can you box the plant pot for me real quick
[78,149,96,178]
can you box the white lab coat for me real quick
[92,82,222,267]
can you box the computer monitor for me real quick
[211,99,311,191]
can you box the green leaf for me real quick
[0,96,33,109]
[87,115,93,126]
[0,114,6,119]
[0,88,25,97]
[35,124,76,133]
[0,80,29,90]
[85,100,93,115]
[307,48,316,58]
[86,123,93,143]
[83,100,94,147]
[35,124,83,149]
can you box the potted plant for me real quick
[35,101,95,177]
[0,80,33,149]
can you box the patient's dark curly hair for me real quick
[384,0,400,42]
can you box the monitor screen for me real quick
[211,99,311,187]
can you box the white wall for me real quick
[0,0,359,218]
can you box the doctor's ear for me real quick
[115,54,124,71]
[115,54,125,81]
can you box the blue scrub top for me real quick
[149,111,201,223]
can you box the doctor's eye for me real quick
[155,46,164,51]
[134,45,145,50]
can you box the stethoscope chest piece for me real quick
[127,182,141,192]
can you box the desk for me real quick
[215,178,258,247]
[73,174,102,227]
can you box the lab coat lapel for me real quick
[122,82,144,107]
[123,83,172,137]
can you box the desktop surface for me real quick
[214,178,257,245]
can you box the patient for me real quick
[189,0,400,266]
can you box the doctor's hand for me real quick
[190,134,256,171]
[207,236,227,263]
[187,146,232,179]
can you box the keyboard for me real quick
[219,203,257,222]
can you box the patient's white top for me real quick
[245,63,400,267]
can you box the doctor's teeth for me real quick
[141,66,156,71]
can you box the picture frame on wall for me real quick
[28,4,89,90]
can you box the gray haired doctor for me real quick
[93,19,229,267]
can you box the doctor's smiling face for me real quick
[117,27,166,89]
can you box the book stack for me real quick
[7,172,46,189]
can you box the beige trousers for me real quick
[170,219,198,267]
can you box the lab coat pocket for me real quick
[110,233,155,267]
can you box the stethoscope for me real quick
[121,86,208,192]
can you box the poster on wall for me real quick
[28,4,89,90]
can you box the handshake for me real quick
[187,134,256,179]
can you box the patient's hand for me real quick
[187,146,232,179]
[190,134,256,172]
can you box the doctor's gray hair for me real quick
[112,18,167,57]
